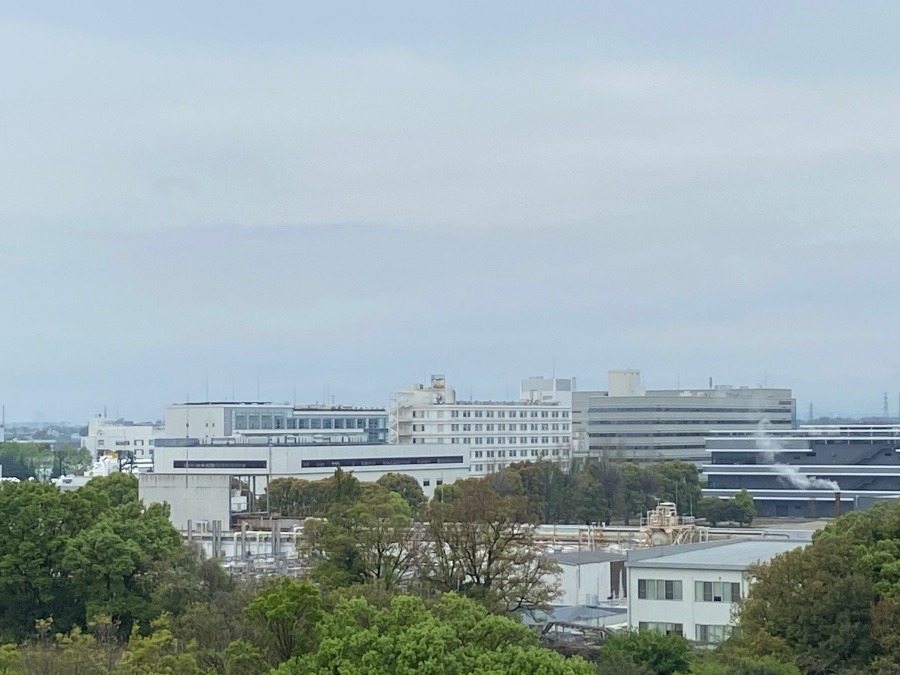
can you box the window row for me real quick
[449,410,569,418]
[637,579,682,600]
[451,423,569,432]
[472,449,563,459]
[462,437,570,445]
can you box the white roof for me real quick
[627,539,804,571]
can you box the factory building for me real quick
[703,424,900,518]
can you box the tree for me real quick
[737,534,877,673]
[244,578,323,663]
[732,489,756,527]
[310,487,424,591]
[646,461,701,515]
[276,593,595,675]
[599,630,690,675]
[375,472,426,513]
[424,479,560,614]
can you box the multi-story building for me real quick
[572,370,796,463]
[80,416,166,467]
[164,402,388,444]
[151,437,469,500]
[703,424,900,518]
[389,375,574,476]
[626,538,806,643]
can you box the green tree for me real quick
[600,630,690,675]
[310,488,424,591]
[424,479,561,614]
[244,578,323,664]
[276,593,594,675]
[375,472,426,513]
[732,489,756,527]
[223,639,269,675]
[738,534,877,673]
[79,471,139,508]
[646,461,702,515]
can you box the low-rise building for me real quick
[152,437,470,498]
[625,539,805,643]
[703,424,900,517]
[552,550,627,605]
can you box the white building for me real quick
[625,539,805,643]
[81,416,165,467]
[390,375,574,476]
[552,550,626,606]
[164,402,388,445]
[152,437,470,499]
[572,370,796,463]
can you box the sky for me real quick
[3,2,900,423]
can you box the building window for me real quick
[486,438,495,444]
[486,411,494,418]
[541,411,548,418]
[451,411,460,418]
[451,424,460,431]
[530,411,538,418]
[462,411,471,418]
[463,424,472,431]
[509,450,517,457]
[497,411,506,418]
[474,424,483,431]
[695,581,741,603]
[486,424,494,431]
[508,437,517,444]
[696,625,732,644]
[474,451,483,458]
[638,579,683,601]
[475,438,483,444]
[639,622,684,636]
[423,480,431,487]
[474,411,483,418]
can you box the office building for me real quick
[572,370,795,463]
[152,437,469,501]
[703,425,900,517]
[626,538,805,643]
[389,375,574,476]
[80,415,165,468]
[164,402,388,444]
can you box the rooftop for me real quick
[553,550,626,565]
[627,538,805,571]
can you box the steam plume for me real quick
[755,420,839,490]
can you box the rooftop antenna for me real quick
[185,393,190,438]
[884,392,889,419]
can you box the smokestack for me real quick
[834,491,842,518]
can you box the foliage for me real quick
[600,630,691,675]
[264,467,362,517]
[276,592,594,675]
[309,486,423,591]
[375,472,426,512]
[424,478,561,614]
[699,490,756,527]
[0,441,53,480]
[736,500,900,673]
[0,477,183,641]
[244,578,323,663]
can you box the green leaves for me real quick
[276,593,594,675]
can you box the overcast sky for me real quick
[3,2,900,423]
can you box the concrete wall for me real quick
[139,473,231,530]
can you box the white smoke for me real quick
[755,419,840,491]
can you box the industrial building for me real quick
[626,538,806,643]
[703,424,900,518]
[572,370,795,463]
[389,375,575,475]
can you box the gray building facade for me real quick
[573,370,795,463]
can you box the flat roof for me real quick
[627,539,804,571]
[553,550,626,565]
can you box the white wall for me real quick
[139,473,232,531]
[557,561,619,605]
[152,443,470,498]
[626,566,745,641]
